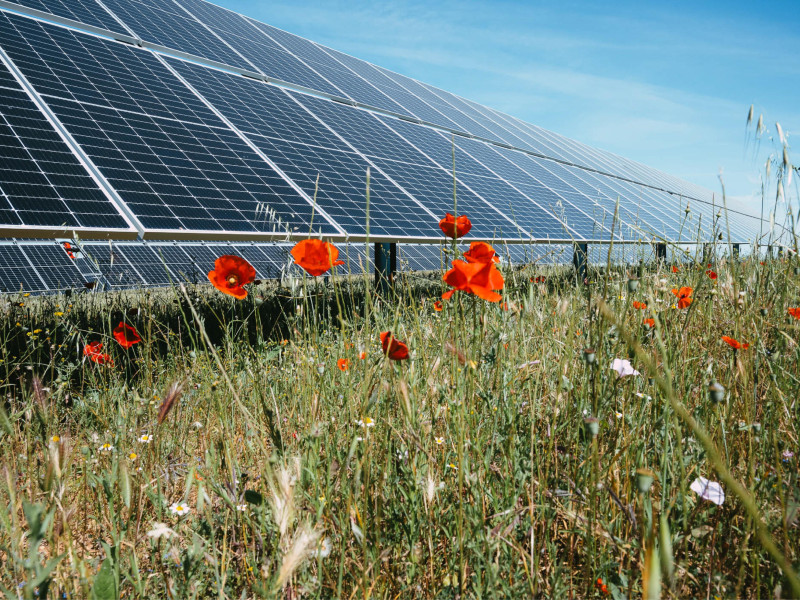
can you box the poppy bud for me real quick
[635,468,655,493]
[627,277,639,292]
[582,348,596,364]
[708,381,725,403]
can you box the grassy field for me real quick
[0,244,798,599]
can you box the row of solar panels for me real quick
[0,239,674,294]
[0,3,763,246]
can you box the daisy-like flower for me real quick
[128,452,138,461]
[236,504,247,512]
[446,463,458,470]
[356,417,375,428]
[615,412,623,419]
[98,443,114,452]
[138,434,153,444]
[435,437,444,445]
[50,435,60,443]
[169,502,191,516]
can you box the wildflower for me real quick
[138,434,153,443]
[611,358,639,378]
[169,502,191,516]
[359,351,366,360]
[782,450,794,460]
[706,269,717,280]
[50,435,60,443]
[438,213,472,239]
[722,336,749,350]
[446,463,457,470]
[208,255,256,299]
[147,522,176,540]
[463,241,499,264]
[433,301,443,311]
[54,312,64,317]
[671,286,693,309]
[236,504,247,512]
[84,341,112,365]
[113,321,141,348]
[643,318,655,329]
[442,260,504,302]
[128,452,137,460]
[98,443,114,452]
[671,266,679,273]
[632,301,647,310]
[311,537,332,559]
[690,477,725,505]
[435,437,444,445]
[615,412,623,419]
[380,331,409,361]
[356,417,375,428]
[788,307,800,319]
[290,239,344,276]
[337,358,349,371]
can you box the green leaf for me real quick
[91,558,118,600]
[244,490,263,505]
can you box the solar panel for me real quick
[0,52,131,232]
[1,0,127,34]
[0,12,335,236]
[80,242,143,287]
[20,241,86,289]
[0,243,44,291]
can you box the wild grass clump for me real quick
[0,241,798,598]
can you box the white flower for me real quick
[236,504,247,512]
[435,437,444,445]
[146,522,176,540]
[611,358,639,378]
[690,477,725,506]
[355,417,375,428]
[311,537,332,559]
[98,443,114,452]
[615,412,623,419]
[169,502,191,516]
[138,434,152,444]
[191,422,203,429]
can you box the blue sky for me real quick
[218,0,798,218]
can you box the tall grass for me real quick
[0,240,798,598]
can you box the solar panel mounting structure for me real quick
[0,0,769,294]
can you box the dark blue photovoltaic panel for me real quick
[21,242,86,288]
[0,244,43,291]
[169,58,347,151]
[172,0,343,97]
[0,13,334,235]
[100,0,252,70]
[166,60,439,238]
[115,243,174,284]
[0,55,129,230]
[80,242,144,287]
[244,19,414,118]
[2,0,126,33]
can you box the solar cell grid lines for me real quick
[0,54,130,231]
[1,0,127,34]
[0,243,43,291]
[20,241,87,288]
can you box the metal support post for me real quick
[732,243,740,258]
[374,242,396,294]
[573,242,588,282]
[655,242,667,264]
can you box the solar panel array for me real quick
[0,0,767,293]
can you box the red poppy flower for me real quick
[788,308,800,320]
[433,301,443,311]
[706,269,717,280]
[632,301,647,310]
[337,358,349,371]
[439,213,472,239]
[83,341,112,365]
[671,265,679,273]
[442,260,504,302]
[463,241,499,264]
[208,255,256,299]
[359,351,367,360]
[380,332,409,361]
[643,318,655,328]
[722,335,750,350]
[290,239,344,277]
[671,286,693,309]
[113,321,141,349]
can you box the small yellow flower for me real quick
[435,437,444,445]
[54,312,64,317]
[50,435,60,443]
[128,452,137,460]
